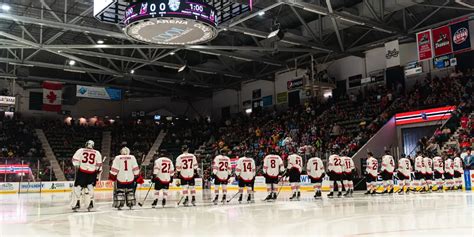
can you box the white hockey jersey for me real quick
[366,156,378,177]
[381,155,395,173]
[328,154,343,173]
[263,154,284,178]
[306,157,325,179]
[454,157,463,173]
[212,155,231,181]
[235,157,256,182]
[287,154,303,173]
[423,157,433,174]
[341,156,355,174]
[72,148,103,174]
[415,156,425,173]
[398,158,412,176]
[445,158,454,175]
[110,155,139,184]
[432,156,444,174]
[153,157,175,184]
[176,153,198,180]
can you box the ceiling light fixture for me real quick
[258,11,265,16]
[267,29,280,38]
[1,4,11,11]
[97,40,104,44]
[130,69,135,74]
[338,17,365,25]
[68,60,76,66]
[178,65,187,72]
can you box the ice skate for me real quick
[72,201,80,212]
[327,192,334,198]
[289,192,297,200]
[247,194,251,203]
[162,199,166,207]
[238,194,243,204]
[296,191,301,201]
[343,191,350,197]
[191,196,196,206]
[213,195,219,205]
[151,199,158,208]
[87,201,94,212]
[337,192,342,198]
[221,194,226,204]
[183,197,189,207]
[263,194,272,201]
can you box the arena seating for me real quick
[0,118,49,181]
[43,121,102,181]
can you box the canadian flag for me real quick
[42,81,62,112]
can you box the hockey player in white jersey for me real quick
[176,145,199,206]
[365,152,378,195]
[151,153,174,207]
[414,153,426,192]
[307,156,325,199]
[380,150,395,194]
[432,155,444,192]
[327,153,343,198]
[71,140,102,211]
[444,157,455,190]
[287,153,303,200]
[109,147,139,210]
[342,154,356,197]
[397,156,412,194]
[453,156,464,190]
[262,150,284,201]
[212,150,231,204]
[235,151,256,203]
[423,156,433,191]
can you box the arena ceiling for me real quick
[0,0,473,98]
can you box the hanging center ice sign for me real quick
[395,106,456,126]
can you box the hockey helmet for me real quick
[85,140,94,149]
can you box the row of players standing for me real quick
[365,151,465,195]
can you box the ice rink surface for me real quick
[0,190,473,237]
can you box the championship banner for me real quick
[0,165,32,175]
[0,96,15,105]
[417,30,433,61]
[395,106,456,126]
[432,25,453,56]
[450,20,471,53]
[76,85,122,101]
[385,39,400,68]
[42,81,62,112]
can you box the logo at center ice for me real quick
[79,87,87,95]
[168,0,180,11]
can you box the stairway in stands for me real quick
[35,129,66,181]
[100,131,112,180]
[143,130,167,166]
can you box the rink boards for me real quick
[1,172,472,194]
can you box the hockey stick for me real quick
[274,171,288,199]
[226,191,241,203]
[138,182,153,207]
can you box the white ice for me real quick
[0,190,473,237]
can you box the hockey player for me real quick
[262,151,284,201]
[235,151,256,203]
[71,140,103,211]
[397,156,412,194]
[327,153,343,198]
[211,150,231,204]
[380,150,395,194]
[365,152,378,195]
[453,155,464,190]
[176,145,199,206]
[341,155,356,197]
[109,147,139,210]
[307,156,325,199]
[444,156,455,191]
[287,153,303,200]
[423,156,433,191]
[414,153,426,192]
[432,155,444,192]
[151,153,175,207]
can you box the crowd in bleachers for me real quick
[0,118,50,181]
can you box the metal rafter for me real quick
[326,0,344,52]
